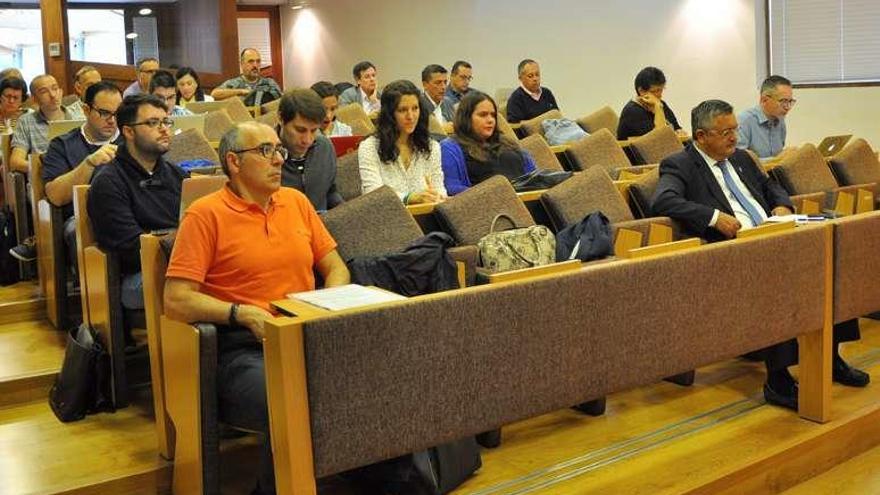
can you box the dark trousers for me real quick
[765,318,862,371]
[63,216,78,279]
[217,346,275,493]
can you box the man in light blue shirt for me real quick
[148,70,192,117]
[736,75,794,159]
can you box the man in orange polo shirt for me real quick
[164,121,350,495]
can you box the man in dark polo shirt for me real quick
[505,59,560,124]
[88,94,189,311]
[277,88,342,212]
[43,81,123,273]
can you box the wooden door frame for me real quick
[236,5,283,89]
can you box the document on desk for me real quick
[765,214,826,224]
[288,284,406,311]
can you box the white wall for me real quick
[280,0,880,147]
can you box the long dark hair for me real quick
[453,91,520,162]
[175,66,206,104]
[375,79,431,163]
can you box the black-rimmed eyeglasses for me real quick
[233,143,288,160]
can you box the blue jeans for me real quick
[120,272,144,310]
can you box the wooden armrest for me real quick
[623,237,702,259]
[509,123,522,130]
[736,220,796,239]
[486,259,581,284]
[549,144,570,154]
[406,202,437,216]
[516,189,545,202]
[613,179,635,199]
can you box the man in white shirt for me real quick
[419,64,455,128]
[338,61,381,115]
[66,65,102,120]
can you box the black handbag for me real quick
[510,169,573,192]
[49,324,114,422]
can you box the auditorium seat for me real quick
[627,167,660,219]
[256,111,279,127]
[30,153,72,329]
[566,128,656,178]
[335,103,376,134]
[166,128,220,168]
[495,112,520,142]
[519,108,564,138]
[203,109,235,142]
[771,143,876,214]
[335,151,362,201]
[577,105,619,134]
[829,138,880,204]
[628,125,684,165]
[519,134,565,171]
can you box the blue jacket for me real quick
[440,138,536,195]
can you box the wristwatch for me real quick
[228,303,240,327]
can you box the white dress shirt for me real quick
[694,144,767,230]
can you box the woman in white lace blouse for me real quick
[357,79,447,205]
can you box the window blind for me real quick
[769,0,880,84]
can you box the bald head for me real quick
[219,122,276,175]
[240,48,262,82]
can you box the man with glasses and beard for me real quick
[88,94,189,313]
[737,75,795,160]
[41,81,124,274]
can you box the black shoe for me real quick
[763,382,798,411]
[664,370,696,387]
[833,358,870,387]
[476,428,502,449]
[9,236,36,262]
[572,397,606,416]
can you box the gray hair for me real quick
[760,75,792,96]
[218,122,273,176]
[691,99,734,137]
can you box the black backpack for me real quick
[0,206,21,286]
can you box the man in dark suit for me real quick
[653,99,868,410]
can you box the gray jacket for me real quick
[280,134,343,211]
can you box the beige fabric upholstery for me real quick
[336,103,375,134]
[257,111,279,127]
[520,109,563,137]
[629,125,683,165]
[222,98,255,123]
[772,144,839,195]
[289,225,826,477]
[434,175,534,245]
[166,128,220,165]
[428,115,447,135]
[540,166,633,229]
[261,98,282,115]
[577,105,619,134]
[321,186,423,260]
[495,113,519,142]
[519,135,564,171]
[566,128,632,175]
[335,152,362,201]
[204,109,235,142]
[829,138,880,192]
[832,211,880,322]
[628,167,660,218]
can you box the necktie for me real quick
[718,161,763,227]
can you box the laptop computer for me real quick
[185,101,230,115]
[172,114,206,134]
[330,135,365,157]
[48,119,86,140]
[817,135,852,157]
[179,175,228,221]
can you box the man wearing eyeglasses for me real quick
[736,75,795,159]
[277,88,343,211]
[88,94,189,314]
[122,57,160,98]
[164,121,350,495]
[35,81,124,271]
[445,60,474,105]
[653,99,868,411]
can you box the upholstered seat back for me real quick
[335,152,362,201]
[628,168,660,218]
[541,167,633,229]
[629,125,683,164]
[204,109,235,142]
[773,143,839,195]
[520,109,564,137]
[321,186,423,260]
[167,128,220,166]
[434,175,534,245]
[567,128,632,175]
[519,134,564,171]
[577,105,619,134]
[829,138,880,187]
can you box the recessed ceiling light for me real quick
[125,32,138,39]
[138,8,152,15]
[291,4,304,10]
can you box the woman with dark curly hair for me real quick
[440,91,536,195]
[357,79,446,204]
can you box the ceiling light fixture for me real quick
[125,32,138,40]
[138,8,152,16]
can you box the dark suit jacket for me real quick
[651,145,792,242]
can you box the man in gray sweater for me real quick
[277,88,343,211]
